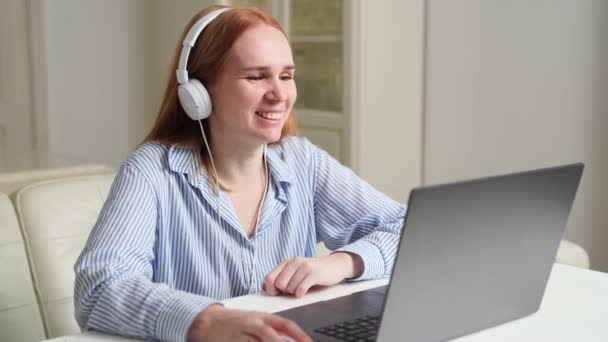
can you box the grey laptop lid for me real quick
[377,163,583,341]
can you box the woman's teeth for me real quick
[256,112,282,120]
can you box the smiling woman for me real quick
[143,6,297,180]
[73,4,406,342]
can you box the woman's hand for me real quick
[263,252,364,298]
[187,304,312,342]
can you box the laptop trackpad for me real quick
[276,289,385,332]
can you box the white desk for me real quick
[47,263,608,341]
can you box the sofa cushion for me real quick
[0,163,113,195]
[0,192,46,341]
[556,239,590,269]
[13,174,115,338]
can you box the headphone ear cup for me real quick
[178,78,212,120]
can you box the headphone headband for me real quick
[176,8,231,84]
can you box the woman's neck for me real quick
[208,136,266,190]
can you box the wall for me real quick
[41,0,153,166]
[0,0,35,171]
[424,0,608,271]
[38,1,219,167]
[355,0,424,202]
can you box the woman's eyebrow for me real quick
[241,65,296,72]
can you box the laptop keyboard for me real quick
[314,315,380,341]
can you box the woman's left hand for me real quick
[263,252,363,298]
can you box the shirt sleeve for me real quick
[310,142,407,280]
[73,162,220,342]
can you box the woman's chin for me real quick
[257,129,284,144]
[262,135,282,145]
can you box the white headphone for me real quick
[176,8,231,120]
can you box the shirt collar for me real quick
[266,144,294,185]
[168,145,200,176]
[167,143,294,185]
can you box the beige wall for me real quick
[424,0,608,271]
[355,0,423,202]
[39,0,215,167]
[41,0,153,166]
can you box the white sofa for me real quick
[0,163,112,195]
[1,174,114,341]
[0,174,591,341]
[0,192,46,341]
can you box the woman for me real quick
[74,5,405,342]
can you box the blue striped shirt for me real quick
[74,136,406,341]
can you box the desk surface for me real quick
[47,263,608,342]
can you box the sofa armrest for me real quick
[0,163,113,195]
[556,239,590,269]
[0,193,47,341]
[12,174,116,338]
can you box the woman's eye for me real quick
[280,75,294,81]
[246,75,264,81]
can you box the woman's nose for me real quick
[265,80,287,102]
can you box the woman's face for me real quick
[209,24,297,146]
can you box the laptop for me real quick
[277,163,583,342]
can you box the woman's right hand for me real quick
[187,304,312,342]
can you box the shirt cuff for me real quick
[156,290,221,342]
[334,239,385,281]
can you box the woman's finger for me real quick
[242,316,282,342]
[242,334,260,342]
[285,261,314,295]
[261,313,312,342]
[294,273,315,298]
[264,259,289,295]
[250,323,284,342]
[274,258,307,293]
